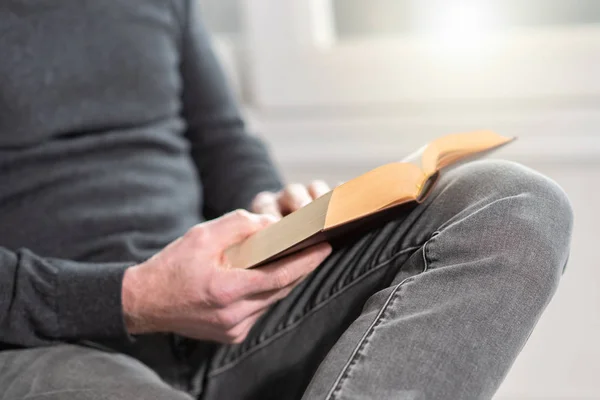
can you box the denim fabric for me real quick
[0,160,573,400]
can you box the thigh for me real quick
[0,345,193,400]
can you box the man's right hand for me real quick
[121,210,332,344]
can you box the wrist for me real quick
[122,264,156,335]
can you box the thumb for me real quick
[208,209,277,248]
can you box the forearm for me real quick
[0,247,132,347]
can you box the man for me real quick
[0,1,573,399]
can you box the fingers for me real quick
[279,183,313,214]
[212,246,330,344]
[219,307,266,344]
[251,181,331,218]
[213,276,306,344]
[183,306,267,344]
[237,276,302,317]
[214,243,331,303]
[242,243,332,294]
[212,278,300,331]
[207,209,277,248]
[307,180,331,199]
[250,191,282,219]
[177,241,332,344]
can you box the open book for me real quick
[226,131,515,269]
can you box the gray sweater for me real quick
[0,0,282,347]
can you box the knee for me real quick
[468,159,570,219]
[442,159,574,295]
[14,345,193,400]
[447,160,573,232]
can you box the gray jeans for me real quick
[0,160,573,400]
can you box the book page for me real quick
[324,162,424,229]
[421,131,514,176]
[401,144,427,167]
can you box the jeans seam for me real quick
[208,244,425,378]
[422,231,439,273]
[325,240,433,400]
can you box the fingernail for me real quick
[269,213,282,221]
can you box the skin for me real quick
[250,180,331,218]
[122,181,332,344]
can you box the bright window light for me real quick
[425,2,495,51]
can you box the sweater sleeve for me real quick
[0,247,132,347]
[179,0,283,219]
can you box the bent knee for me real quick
[2,345,191,400]
[445,159,573,233]
[438,159,573,293]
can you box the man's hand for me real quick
[251,181,331,218]
[122,210,331,344]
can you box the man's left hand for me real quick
[251,181,331,218]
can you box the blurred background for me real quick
[201,1,599,398]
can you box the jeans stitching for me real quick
[325,241,432,400]
[208,244,425,377]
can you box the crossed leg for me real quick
[196,160,573,400]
